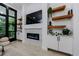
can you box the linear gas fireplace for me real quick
[27,33,39,40]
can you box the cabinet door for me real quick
[47,34,58,50]
[59,36,73,54]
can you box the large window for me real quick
[0,3,17,40]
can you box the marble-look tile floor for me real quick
[3,41,68,56]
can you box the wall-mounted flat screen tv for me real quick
[26,10,42,24]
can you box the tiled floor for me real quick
[4,41,68,56]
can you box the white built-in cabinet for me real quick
[48,35,58,50]
[59,36,73,54]
[47,34,73,54]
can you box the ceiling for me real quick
[6,3,31,10]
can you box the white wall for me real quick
[41,4,48,50]
[72,4,79,56]
[22,3,48,50]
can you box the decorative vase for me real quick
[49,21,52,26]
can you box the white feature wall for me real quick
[22,3,48,50]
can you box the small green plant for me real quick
[48,7,52,17]
[62,28,71,35]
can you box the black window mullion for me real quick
[6,7,9,37]
[9,16,15,18]
[0,13,6,16]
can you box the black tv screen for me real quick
[26,10,42,24]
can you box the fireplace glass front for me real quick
[27,33,39,40]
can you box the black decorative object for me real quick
[49,21,52,26]
[68,10,71,15]
[68,9,73,15]
[49,30,54,36]
[49,30,52,34]
[1,46,5,56]
[70,9,73,15]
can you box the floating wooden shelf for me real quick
[17,18,22,29]
[52,5,66,13]
[52,14,73,21]
[48,25,66,29]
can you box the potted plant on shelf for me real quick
[48,7,52,17]
[62,28,71,35]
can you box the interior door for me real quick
[59,36,73,54]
